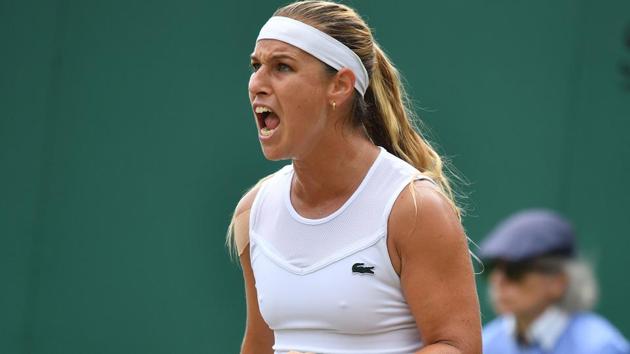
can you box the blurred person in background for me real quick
[480,209,629,354]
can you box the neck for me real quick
[291,130,379,209]
[514,306,549,338]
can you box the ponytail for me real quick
[226,43,465,259]
[363,43,462,218]
[230,2,466,262]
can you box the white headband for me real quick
[256,16,369,97]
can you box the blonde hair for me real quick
[225,175,272,259]
[274,0,462,216]
[227,0,464,258]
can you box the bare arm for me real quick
[389,181,482,354]
[233,187,274,354]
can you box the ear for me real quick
[327,68,356,106]
[548,273,569,301]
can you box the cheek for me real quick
[285,78,324,104]
[279,80,326,128]
[490,281,517,301]
[247,74,255,100]
[516,276,553,305]
[541,276,566,300]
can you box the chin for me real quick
[494,305,512,316]
[492,299,513,315]
[259,144,289,161]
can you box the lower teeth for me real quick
[261,127,272,136]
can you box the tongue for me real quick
[264,113,280,130]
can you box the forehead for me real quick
[251,39,315,62]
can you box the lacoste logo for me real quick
[352,262,375,275]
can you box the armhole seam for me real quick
[380,173,434,280]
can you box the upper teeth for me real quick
[255,106,273,114]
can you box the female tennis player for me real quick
[227,1,481,353]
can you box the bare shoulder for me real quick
[235,183,262,218]
[233,182,264,256]
[388,179,465,257]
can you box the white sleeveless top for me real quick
[249,147,432,354]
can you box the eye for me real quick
[277,63,292,72]
[251,62,261,72]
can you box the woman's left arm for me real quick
[389,181,482,354]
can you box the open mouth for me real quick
[254,106,280,137]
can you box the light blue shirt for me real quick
[483,307,629,354]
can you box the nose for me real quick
[248,67,271,99]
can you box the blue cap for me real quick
[480,209,576,262]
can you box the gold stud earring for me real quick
[332,101,336,110]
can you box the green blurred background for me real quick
[2,0,629,353]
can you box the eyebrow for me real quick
[250,52,297,62]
